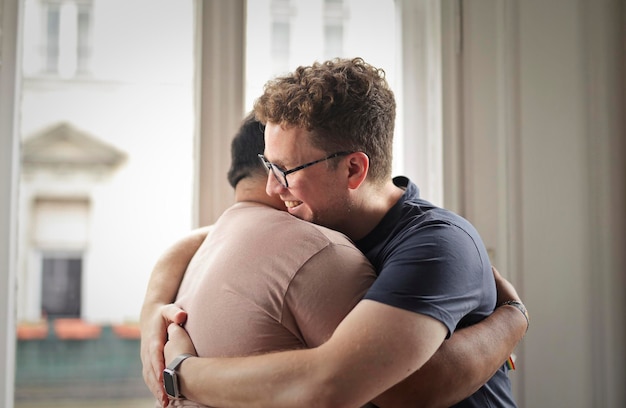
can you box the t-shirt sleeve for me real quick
[363,222,489,337]
[283,243,376,348]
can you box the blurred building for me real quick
[16,0,195,327]
[14,0,196,401]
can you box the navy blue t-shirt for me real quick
[356,177,516,408]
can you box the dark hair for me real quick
[253,57,396,183]
[226,112,266,188]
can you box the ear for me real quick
[346,152,369,190]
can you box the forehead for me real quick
[263,122,318,162]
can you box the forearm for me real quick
[373,305,527,408]
[178,349,326,408]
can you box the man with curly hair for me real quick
[143,58,526,407]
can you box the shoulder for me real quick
[310,224,357,247]
[379,198,489,275]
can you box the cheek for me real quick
[292,187,322,215]
[306,185,341,212]
[291,170,342,210]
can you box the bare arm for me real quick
[373,266,528,407]
[165,300,448,408]
[140,226,211,407]
[164,266,526,408]
[373,308,525,407]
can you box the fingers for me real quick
[155,348,168,406]
[140,303,187,406]
[491,265,521,305]
[167,321,182,338]
[162,303,188,326]
[491,265,502,280]
[140,305,176,406]
[141,333,167,405]
[165,322,188,351]
[164,323,197,364]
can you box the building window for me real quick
[323,0,345,59]
[324,24,343,59]
[30,197,89,321]
[42,0,93,76]
[44,2,61,73]
[41,255,82,318]
[271,21,291,56]
[270,0,293,75]
[76,3,92,74]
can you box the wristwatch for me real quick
[163,353,194,399]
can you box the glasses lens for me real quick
[258,155,270,171]
[258,155,288,188]
[270,166,287,188]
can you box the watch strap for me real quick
[166,353,194,371]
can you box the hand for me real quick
[492,265,521,305]
[164,323,197,365]
[140,303,188,407]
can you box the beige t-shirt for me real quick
[169,202,376,407]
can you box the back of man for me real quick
[160,112,375,407]
[172,201,376,406]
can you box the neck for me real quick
[234,177,286,211]
[343,180,404,241]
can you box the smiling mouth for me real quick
[284,200,302,209]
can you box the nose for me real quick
[265,171,284,196]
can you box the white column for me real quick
[0,0,22,406]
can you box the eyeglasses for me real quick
[258,151,352,188]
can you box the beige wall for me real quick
[451,0,625,406]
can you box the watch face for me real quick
[163,368,177,397]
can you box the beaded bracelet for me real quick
[499,300,529,333]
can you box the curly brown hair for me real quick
[253,57,396,183]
